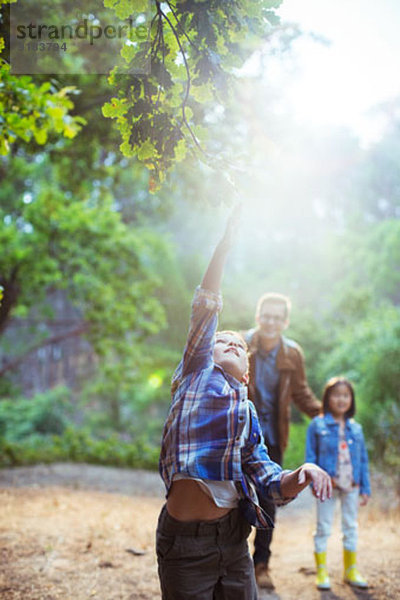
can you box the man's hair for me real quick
[256,293,291,320]
[322,376,356,418]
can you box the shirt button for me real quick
[239,416,244,421]
[253,433,257,438]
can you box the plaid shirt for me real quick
[159,286,294,528]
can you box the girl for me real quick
[305,376,370,590]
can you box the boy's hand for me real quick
[298,462,332,501]
[220,202,242,250]
[201,202,242,293]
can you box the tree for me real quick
[1,0,174,379]
[2,0,286,189]
[318,304,400,468]
[351,101,400,222]
[103,0,282,186]
[0,64,85,154]
[0,2,85,155]
[325,219,400,319]
[0,158,167,369]
[0,131,173,425]
[0,2,172,411]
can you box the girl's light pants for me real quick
[314,486,359,553]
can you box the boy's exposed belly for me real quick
[166,479,233,521]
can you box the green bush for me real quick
[319,303,400,467]
[79,344,179,441]
[0,384,161,470]
[0,387,71,441]
[283,421,308,470]
[0,427,159,470]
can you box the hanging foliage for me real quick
[103,0,282,188]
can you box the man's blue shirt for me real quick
[254,343,280,446]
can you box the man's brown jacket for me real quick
[246,329,322,455]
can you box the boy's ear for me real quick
[241,373,249,385]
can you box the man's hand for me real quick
[360,494,369,506]
[298,462,332,501]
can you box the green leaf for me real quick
[32,128,48,145]
[103,0,145,20]
[119,140,135,156]
[120,43,137,64]
[102,98,128,118]
[137,139,157,160]
[174,138,187,162]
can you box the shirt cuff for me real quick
[270,470,297,506]
[193,285,223,312]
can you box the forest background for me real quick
[0,0,399,484]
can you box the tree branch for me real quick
[165,1,200,53]
[0,322,91,378]
[158,4,207,157]
[0,269,20,336]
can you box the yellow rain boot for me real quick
[343,549,368,588]
[314,552,331,590]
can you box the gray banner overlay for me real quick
[10,0,151,75]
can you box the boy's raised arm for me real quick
[175,204,241,381]
[201,204,241,293]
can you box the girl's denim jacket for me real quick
[305,412,371,496]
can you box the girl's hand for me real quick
[298,463,333,501]
[360,494,369,506]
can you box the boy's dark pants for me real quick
[253,445,282,566]
[156,505,257,600]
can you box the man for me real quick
[244,293,322,590]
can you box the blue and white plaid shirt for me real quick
[159,286,294,528]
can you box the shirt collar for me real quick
[214,364,245,390]
[324,412,350,426]
[257,340,280,360]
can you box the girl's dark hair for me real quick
[322,376,356,418]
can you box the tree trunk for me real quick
[0,322,90,377]
[0,269,20,336]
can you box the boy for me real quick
[157,207,331,599]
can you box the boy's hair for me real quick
[256,292,291,320]
[216,330,248,346]
[322,376,356,418]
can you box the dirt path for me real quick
[0,464,399,600]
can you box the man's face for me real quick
[256,301,288,344]
[213,332,248,383]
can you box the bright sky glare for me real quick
[277,0,400,144]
